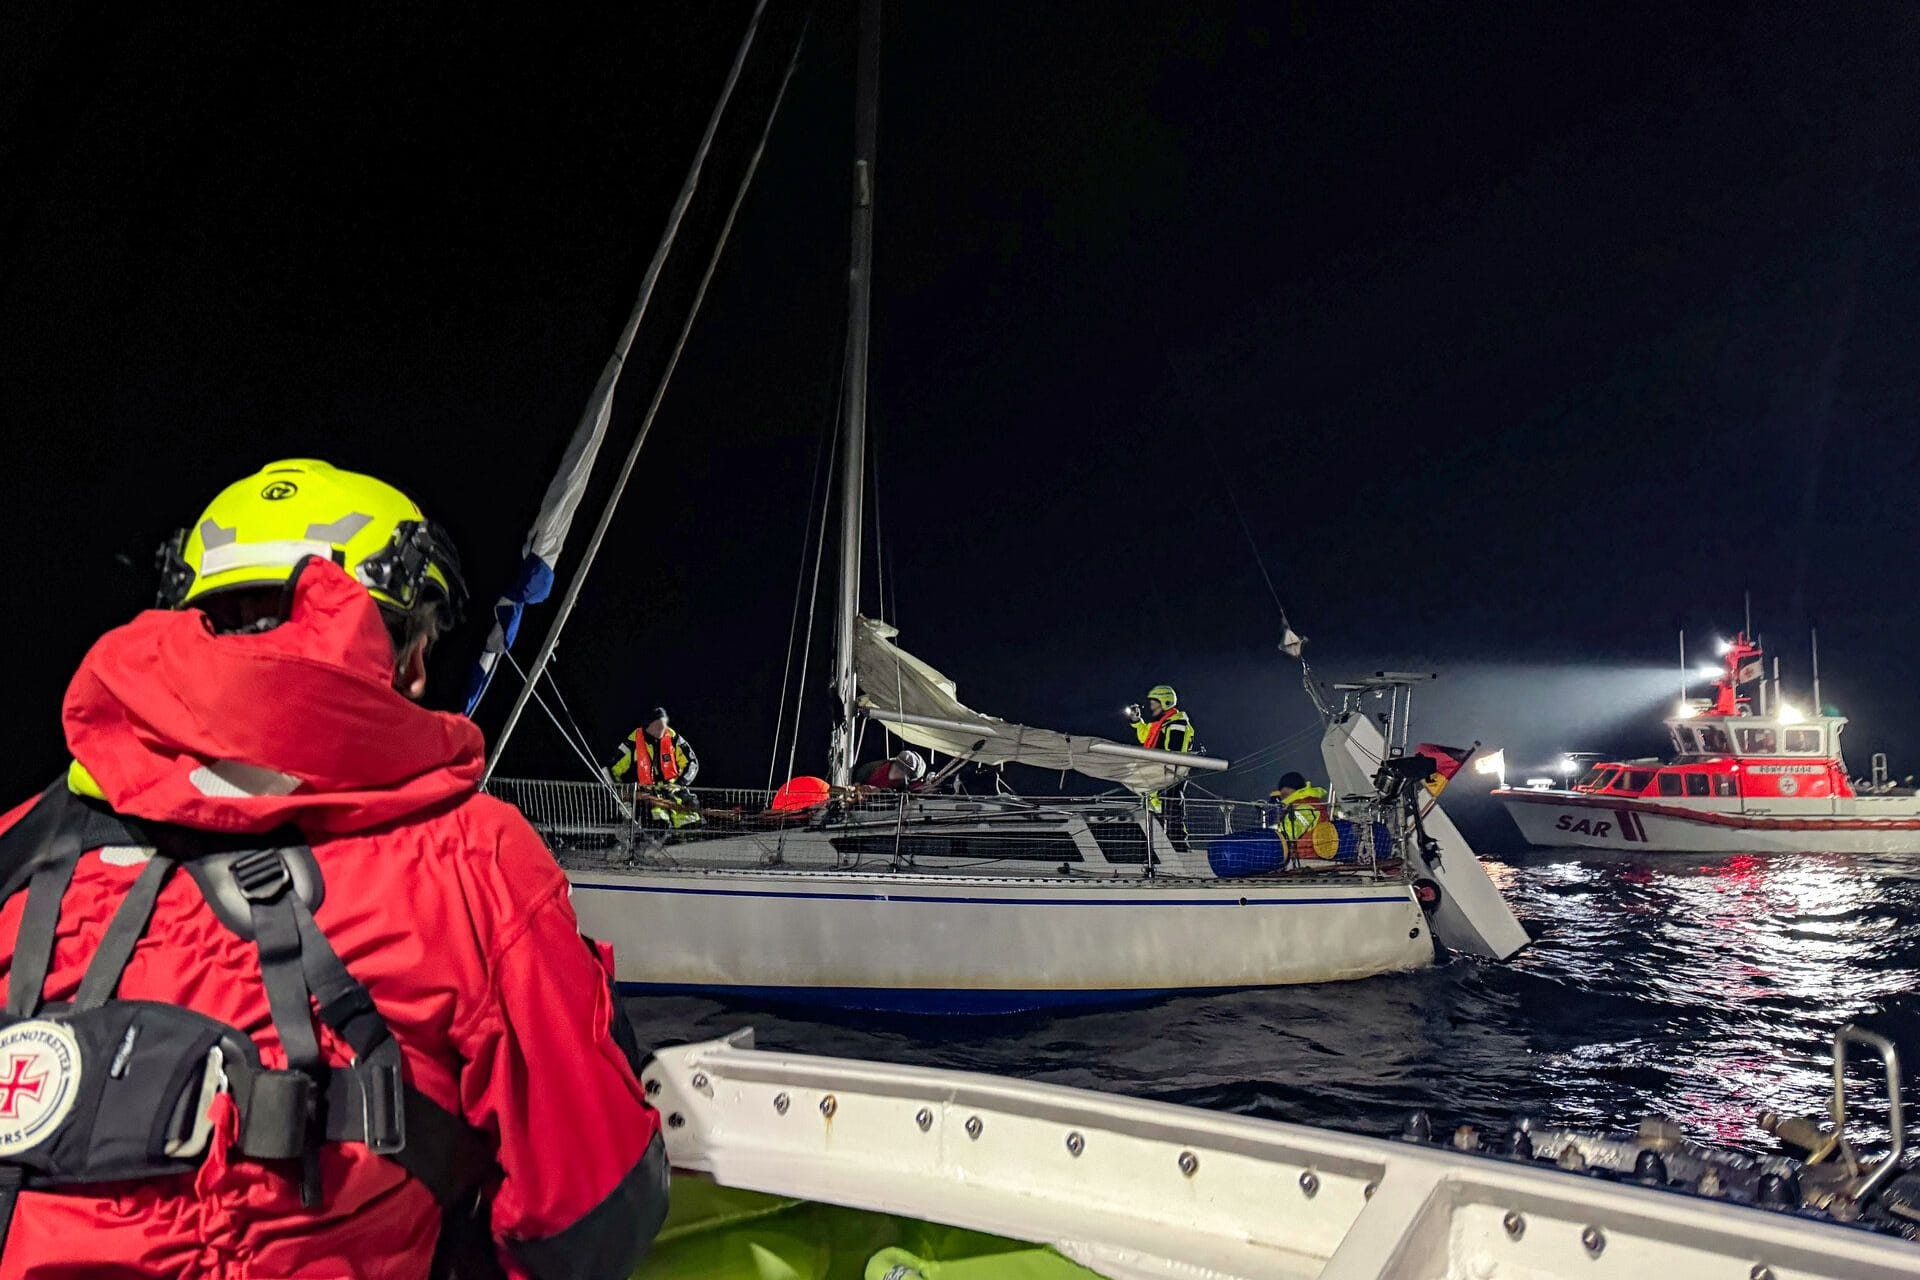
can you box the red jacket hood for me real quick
[63,560,484,835]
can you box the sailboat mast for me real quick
[830,0,881,789]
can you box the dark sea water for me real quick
[624,849,1920,1157]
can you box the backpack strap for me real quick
[194,845,492,1210]
[71,853,177,1010]
[0,1168,20,1258]
[6,853,82,1018]
[322,1066,494,1204]
[1,783,120,1016]
[0,785,497,1215]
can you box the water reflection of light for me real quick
[1510,848,1919,1151]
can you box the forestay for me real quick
[853,617,1222,794]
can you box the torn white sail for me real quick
[852,617,1227,793]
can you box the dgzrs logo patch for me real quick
[0,1020,81,1156]
[260,480,299,501]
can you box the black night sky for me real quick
[5,2,1920,834]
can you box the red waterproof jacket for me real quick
[0,561,662,1279]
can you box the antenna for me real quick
[1744,590,1753,638]
[1678,628,1687,707]
[1812,627,1822,712]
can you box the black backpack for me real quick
[0,781,498,1273]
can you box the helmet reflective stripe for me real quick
[1147,684,1178,707]
[159,459,465,623]
[302,513,376,543]
[200,539,339,578]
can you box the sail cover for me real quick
[853,617,1216,793]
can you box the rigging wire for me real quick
[784,423,838,791]
[503,649,629,812]
[766,373,844,793]
[486,11,811,779]
[1200,427,1295,632]
[1212,721,1323,779]
[869,412,884,624]
[867,418,893,758]
[543,652,613,777]
[469,0,772,729]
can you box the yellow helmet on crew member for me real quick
[156,459,465,622]
[1146,684,1178,710]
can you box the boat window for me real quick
[1657,772,1683,796]
[1618,770,1655,793]
[1714,774,1737,797]
[1576,766,1610,789]
[1685,773,1711,797]
[1671,727,1698,754]
[1089,822,1149,863]
[1735,727,1777,754]
[1698,725,1732,753]
[830,833,1084,863]
[1783,728,1823,754]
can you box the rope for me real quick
[486,9,807,779]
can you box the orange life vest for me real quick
[1140,708,1190,750]
[631,727,681,784]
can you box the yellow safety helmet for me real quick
[156,459,466,622]
[1146,684,1178,708]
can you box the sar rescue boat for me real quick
[1497,633,1920,853]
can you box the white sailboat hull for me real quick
[569,867,1434,1013]
[648,1032,1920,1279]
[1499,788,1920,854]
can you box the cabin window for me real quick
[1783,728,1823,754]
[1657,772,1683,796]
[1577,767,1613,790]
[1699,726,1732,753]
[1735,727,1777,754]
[1619,770,1655,793]
[1685,773,1710,796]
[1714,774,1737,797]
[1671,727,1698,754]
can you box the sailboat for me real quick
[481,1,1527,1013]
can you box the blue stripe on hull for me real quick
[618,980,1234,1015]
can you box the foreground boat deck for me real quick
[644,1031,1920,1280]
